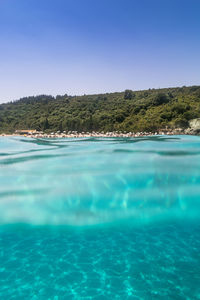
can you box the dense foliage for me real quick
[0,86,200,133]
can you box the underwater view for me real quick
[0,135,200,299]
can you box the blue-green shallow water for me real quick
[0,135,200,299]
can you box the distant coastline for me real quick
[1,86,200,135]
[0,128,199,138]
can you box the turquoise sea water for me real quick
[0,135,200,299]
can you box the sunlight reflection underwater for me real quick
[1,135,200,299]
[0,135,200,226]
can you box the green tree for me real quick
[152,93,170,106]
[43,118,49,131]
[124,90,134,100]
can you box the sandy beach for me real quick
[0,128,188,138]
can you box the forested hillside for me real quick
[0,86,200,133]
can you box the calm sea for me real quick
[0,136,200,299]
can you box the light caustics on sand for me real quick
[0,135,200,226]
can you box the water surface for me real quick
[0,135,200,299]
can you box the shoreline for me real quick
[0,129,198,138]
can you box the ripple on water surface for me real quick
[0,135,200,299]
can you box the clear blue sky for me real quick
[0,0,200,103]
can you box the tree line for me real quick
[0,86,200,133]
